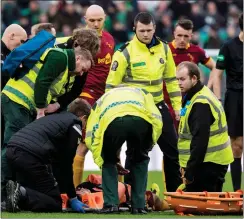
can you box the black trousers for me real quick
[224,89,243,137]
[185,162,228,192]
[6,146,62,212]
[125,101,181,192]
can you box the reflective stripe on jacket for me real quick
[85,87,163,167]
[106,36,181,110]
[178,86,234,167]
[2,48,68,112]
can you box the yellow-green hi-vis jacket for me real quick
[85,87,163,168]
[52,36,76,102]
[2,48,69,113]
[105,35,181,111]
[55,36,71,46]
[178,86,234,168]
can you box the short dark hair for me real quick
[68,98,91,118]
[134,12,155,27]
[239,13,243,31]
[175,19,194,31]
[178,61,201,81]
[32,23,55,35]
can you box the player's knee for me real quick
[76,142,89,156]
[231,137,243,158]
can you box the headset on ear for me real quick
[133,26,136,32]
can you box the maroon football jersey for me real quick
[168,41,210,66]
[81,31,115,101]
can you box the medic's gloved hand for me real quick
[70,197,89,213]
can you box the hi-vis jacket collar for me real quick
[133,35,161,49]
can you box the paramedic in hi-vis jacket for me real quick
[176,61,233,192]
[1,46,93,201]
[105,12,182,192]
[85,87,162,214]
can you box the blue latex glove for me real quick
[70,197,89,213]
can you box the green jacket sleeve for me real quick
[105,51,128,92]
[163,45,182,111]
[34,51,67,108]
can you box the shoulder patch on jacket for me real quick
[111,61,119,71]
[118,42,129,52]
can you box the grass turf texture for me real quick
[2,171,243,218]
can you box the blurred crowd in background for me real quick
[1,0,243,49]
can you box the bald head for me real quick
[85,4,105,17]
[2,24,27,37]
[2,24,27,51]
[85,5,106,33]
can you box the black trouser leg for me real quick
[6,146,62,212]
[185,162,228,192]
[230,158,242,191]
[156,101,181,192]
[20,187,61,212]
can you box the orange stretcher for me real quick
[164,190,243,215]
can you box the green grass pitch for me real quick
[2,171,243,218]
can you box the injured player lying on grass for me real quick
[61,173,170,213]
